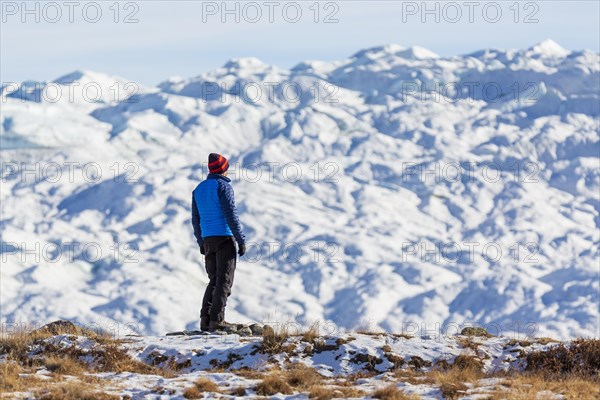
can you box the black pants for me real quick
[200,236,237,323]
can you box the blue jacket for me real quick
[191,173,245,247]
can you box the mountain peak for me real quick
[223,57,269,71]
[351,44,406,59]
[396,46,439,59]
[528,39,570,57]
[53,69,131,85]
[351,44,439,60]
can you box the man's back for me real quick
[193,177,233,238]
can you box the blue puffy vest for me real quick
[193,179,233,237]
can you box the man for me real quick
[191,153,246,332]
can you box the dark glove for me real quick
[199,242,205,255]
[238,243,246,257]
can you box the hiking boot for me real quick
[208,320,237,333]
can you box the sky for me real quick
[2,1,599,86]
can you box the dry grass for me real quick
[536,337,559,345]
[457,336,480,352]
[260,326,295,355]
[0,362,36,392]
[34,381,120,400]
[487,373,600,400]
[232,367,268,380]
[342,370,379,383]
[43,355,86,375]
[0,321,178,398]
[0,321,116,362]
[230,386,246,396]
[308,385,367,399]
[505,338,532,348]
[0,322,163,376]
[299,324,339,353]
[285,363,324,389]
[308,385,336,399]
[372,384,419,400]
[336,386,368,398]
[182,376,220,398]
[393,369,430,385]
[0,328,55,364]
[301,323,321,343]
[356,330,385,338]
[182,386,202,399]
[524,338,600,380]
[392,333,415,340]
[255,374,294,395]
[450,355,484,372]
[80,342,171,376]
[193,377,219,392]
[427,356,484,400]
[335,336,356,346]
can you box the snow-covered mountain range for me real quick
[1,40,598,339]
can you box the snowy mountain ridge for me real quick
[1,41,598,339]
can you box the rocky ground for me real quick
[1,321,599,399]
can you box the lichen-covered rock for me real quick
[33,320,100,337]
[460,327,492,337]
[238,327,253,337]
[249,324,264,336]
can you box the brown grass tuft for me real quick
[230,386,246,396]
[428,360,483,400]
[536,337,559,345]
[35,381,120,400]
[372,384,418,400]
[450,355,484,372]
[308,385,335,400]
[285,363,323,389]
[193,376,219,392]
[260,326,294,355]
[1,362,33,392]
[43,355,85,375]
[301,323,321,343]
[457,336,480,352]
[255,374,294,395]
[437,380,468,400]
[336,386,368,398]
[232,367,267,380]
[182,385,202,399]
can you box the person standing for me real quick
[191,153,246,332]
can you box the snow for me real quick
[5,330,571,399]
[1,41,598,339]
[528,39,571,58]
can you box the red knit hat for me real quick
[208,153,229,174]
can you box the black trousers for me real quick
[200,236,237,323]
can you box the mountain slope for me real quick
[1,41,598,338]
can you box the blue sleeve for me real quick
[191,194,203,247]
[217,181,246,245]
